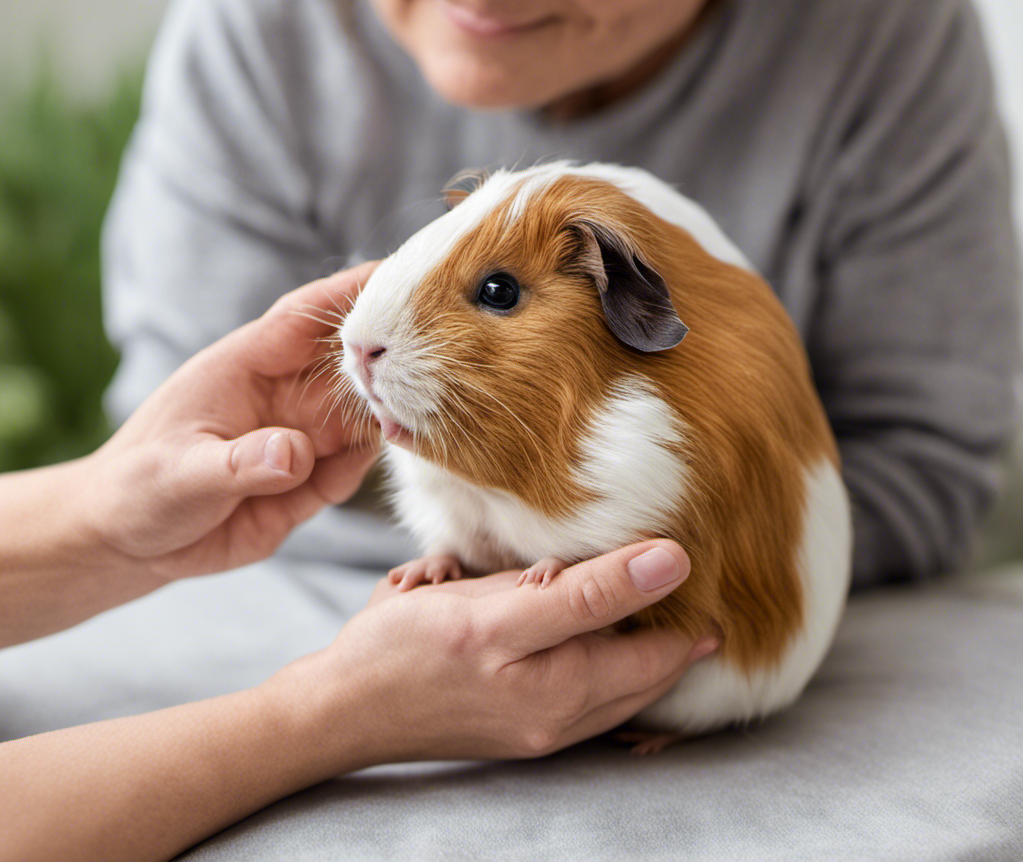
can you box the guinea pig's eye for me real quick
[476,273,520,312]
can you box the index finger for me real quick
[236,261,381,376]
[557,632,720,750]
[565,626,718,712]
[479,540,690,657]
[368,570,522,606]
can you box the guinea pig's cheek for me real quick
[364,355,437,436]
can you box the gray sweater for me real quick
[102,0,1020,588]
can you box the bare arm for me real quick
[0,541,713,862]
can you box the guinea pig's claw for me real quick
[388,554,463,591]
[518,557,569,589]
[614,731,688,756]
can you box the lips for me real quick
[441,2,555,38]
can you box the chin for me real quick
[421,53,563,110]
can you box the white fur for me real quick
[506,161,753,271]
[635,457,852,732]
[384,376,690,573]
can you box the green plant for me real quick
[0,66,142,472]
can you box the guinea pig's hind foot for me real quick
[614,731,689,756]
[388,554,464,591]
[517,557,569,589]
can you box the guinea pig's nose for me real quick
[348,342,387,382]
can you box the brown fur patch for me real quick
[409,175,839,674]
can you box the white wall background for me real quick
[975,0,1023,228]
[0,0,169,91]
[0,0,1020,217]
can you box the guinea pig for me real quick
[336,161,852,735]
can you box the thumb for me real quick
[210,428,316,498]
[481,540,691,657]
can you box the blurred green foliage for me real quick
[0,67,142,472]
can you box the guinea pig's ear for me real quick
[442,168,490,210]
[573,220,689,352]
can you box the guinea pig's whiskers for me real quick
[322,366,361,422]
[421,381,477,470]
[428,411,452,465]
[330,289,357,316]
[315,377,347,431]
[324,373,375,438]
[283,348,339,415]
[309,353,350,419]
[292,349,345,415]
[415,339,497,374]
[430,372,529,479]
[457,378,546,457]
[291,304,347,329]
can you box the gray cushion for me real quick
[2,561,1021,861]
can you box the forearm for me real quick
[0,661,370,862]
[0,456,160,648]
[0,544,698,862]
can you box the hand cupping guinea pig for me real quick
[336,162,852,734]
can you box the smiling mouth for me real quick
[441,2,557,38]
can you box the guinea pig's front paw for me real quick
[388,554,464,591]
[517,557,569,589]
[613,731,689,756]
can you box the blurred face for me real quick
[369,0,712,111]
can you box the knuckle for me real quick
[436,601,498,660]
[559,684,591,724]
[518,725,559,758]
[541,655,592,723]
[568,577,615,624]
[440,612,478,659]
[468,612,503,652]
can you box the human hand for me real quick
[279,541,718,770]
[79,263,380,580]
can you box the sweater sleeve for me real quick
[101,0,333,422]
[804,1,1021,587]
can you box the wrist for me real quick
[0,454,133,579]
[0,455,165,647]
[60,453,134,570]
[256,649,387,783]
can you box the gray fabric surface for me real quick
[179,573,1023,862]
[101,0,1020,589]
[0,562,375,740]
[2,561,1020,860]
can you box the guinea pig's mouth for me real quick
[362,390,414,449]
[378,415,413,448]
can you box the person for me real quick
[103,0,1020,589]
[0,265,718,862]
[4,1,1018,859]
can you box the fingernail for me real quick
[264,432,292,472]
[628,547,683,591]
